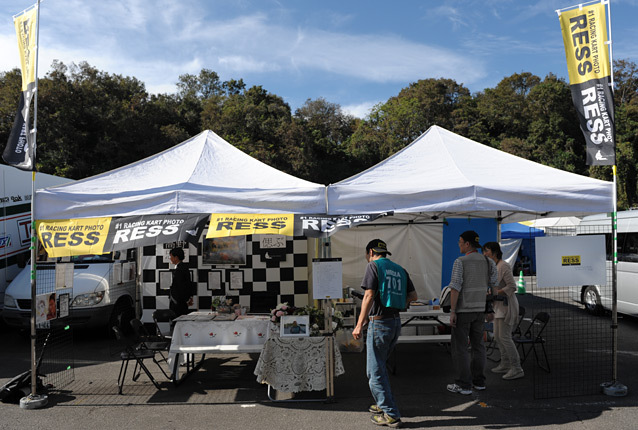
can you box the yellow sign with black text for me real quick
[37,218,112,257]
[561,255,581,266]
[206,214,294,238]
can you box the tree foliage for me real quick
[1,60,637,207]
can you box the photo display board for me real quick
[312,258,343,300]
[535,235,606,287]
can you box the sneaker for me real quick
[369,405,383,414]
[371,413,402,428]
[473,384,486,391]
[503,368,525,380]
[447,383,472,395]
[491,363,509,374]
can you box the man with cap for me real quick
[446,230,498,395]
[353,239,417,428]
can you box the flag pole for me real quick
[601,0,626,397]
[21,0,46,411]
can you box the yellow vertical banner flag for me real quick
[558,1,615,165]
[2,4,38,171]
[14,5,38,91]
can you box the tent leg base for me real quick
[601,381,628,397]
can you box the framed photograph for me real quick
[159,270,172,290]
[207,270,222,291]
[59,293,69,318]
[229,270,244,290]
[202,236,246,265]
[280,315,310,337]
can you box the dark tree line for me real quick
[1,59,637,207]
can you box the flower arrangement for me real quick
[270,303,343,336]
[270,302,297,323]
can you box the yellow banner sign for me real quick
[37,218,112,257]
[559,2,610,85]
[206,214,294,238]
[14,5,38,91]
[561,255,581,266]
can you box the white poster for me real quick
[160,271,172,290]
[312,258,343,299]
[55,262,74,290]
[535,235,606,288]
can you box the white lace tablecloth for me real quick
[254,334,345,393]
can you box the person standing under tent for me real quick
[446,231,497,395]
[169,248,194,318]
[483,241,524,380]
[353,239,417,428]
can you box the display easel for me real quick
[312,257,343,403]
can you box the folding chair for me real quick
[112,326,162,394]
[486,305,526,361]
[512,306,526,337]
[152,309,176,339]
[130,318,172,372]
[513,311,551,373]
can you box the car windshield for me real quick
[70,253,113,263]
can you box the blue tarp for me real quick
[501,223,545,239]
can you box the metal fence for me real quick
[516,226,612,399]
[34,264,75,391]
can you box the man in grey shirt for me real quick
[446,231,497,395]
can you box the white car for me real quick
[569,211,638,316]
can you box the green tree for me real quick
[285,98,357,183]
[346,78,470,167]
[473,72,541,148]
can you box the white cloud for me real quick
[1,2,487,94]
[342,101,378,119]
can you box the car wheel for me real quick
[583,286,604,315]
[109,300,135,335]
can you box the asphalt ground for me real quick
[1,293,638,430]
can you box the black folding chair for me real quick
[130,318,172,372]
[152,309,176,339]
[512,306,526,337]
[112,326,162,394]
[513,311,551,373]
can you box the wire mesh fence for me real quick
[34,263,75,391]
[516,225,613,399]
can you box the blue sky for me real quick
[1,0,637,118]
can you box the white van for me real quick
[2,249,137,332]
[0,165,71,314]
[569,210,638,316]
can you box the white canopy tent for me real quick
[35,130,327,219]
[32,126,613,304]
[327,126,613,301]
[326,125,613,222]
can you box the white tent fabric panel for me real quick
[327,126,613,222]
[501,238,522,269]
[330,221,443,303]
[35,130,327,219]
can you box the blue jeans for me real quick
[366,317,401,418]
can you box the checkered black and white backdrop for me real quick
[139,235,310,324]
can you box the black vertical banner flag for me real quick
[3,92,34,170]
[559,2,615,166]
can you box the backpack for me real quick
[440,286,452,313]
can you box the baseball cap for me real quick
[460,230,482,248]
[366,239,392,255]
